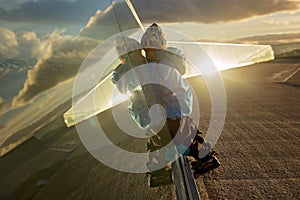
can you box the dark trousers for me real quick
[146,117,205,178]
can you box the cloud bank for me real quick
[80,1,139,40]
[1,0,299,40]
[0,28,41,59]
[133,0,300,23]
[2,0,298,26]
[0,0,32,10]
[80,0,300,40]
[0,0,110,25]
[231,32,300,45]
[16,31,41,59]
[0,28,19,58]
[12,31,99,107]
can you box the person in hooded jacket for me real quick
[112,31,220,187]
[140,23,220,177]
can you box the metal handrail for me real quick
[173,156,200,200]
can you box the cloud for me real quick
[0,28,41,59]
[12,30,99,107]
[0,28,19,58]
[80,0,300,40]
[1,0,299,28]
[136,0,300,23]
[16,31,41,59]
[0,0,31,10]
[230,32,300,44]
[80,1,140,40]
[261,19,290,26]
[0,0,110,25]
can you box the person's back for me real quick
[141,23,221,183]
[154,46,187,75]
[141,25,192,121]
[150,48,192,119]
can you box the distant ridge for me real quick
[271,42,300,59]
[276,49,300,59]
